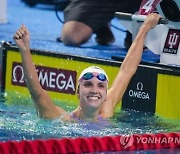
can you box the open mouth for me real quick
[87,96,100,101]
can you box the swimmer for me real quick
[13,13,161,122]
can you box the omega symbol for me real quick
[12,65,24,83]
[136,82,143,91]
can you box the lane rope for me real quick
[0,132,179,153]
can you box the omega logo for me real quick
[11,62,77,95]
[129,82,150,100]
[136,82,143,91]
[12,65,24,83]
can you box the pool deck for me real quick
[0,0,160,63]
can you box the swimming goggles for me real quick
[81,72,107,82]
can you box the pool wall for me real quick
[0,44,180,119]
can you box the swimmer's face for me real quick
[78,73,108,108]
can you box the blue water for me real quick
[0,93,180,153]
[0,93,180,141]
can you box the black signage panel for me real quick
[122,67,157,113]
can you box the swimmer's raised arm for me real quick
[100,13,161,117]
[13,25,67,119]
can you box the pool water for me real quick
[0,92,180,154]
[0,92,180,142]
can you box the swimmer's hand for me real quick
[13,24,30,51]
[143,13,161,30]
